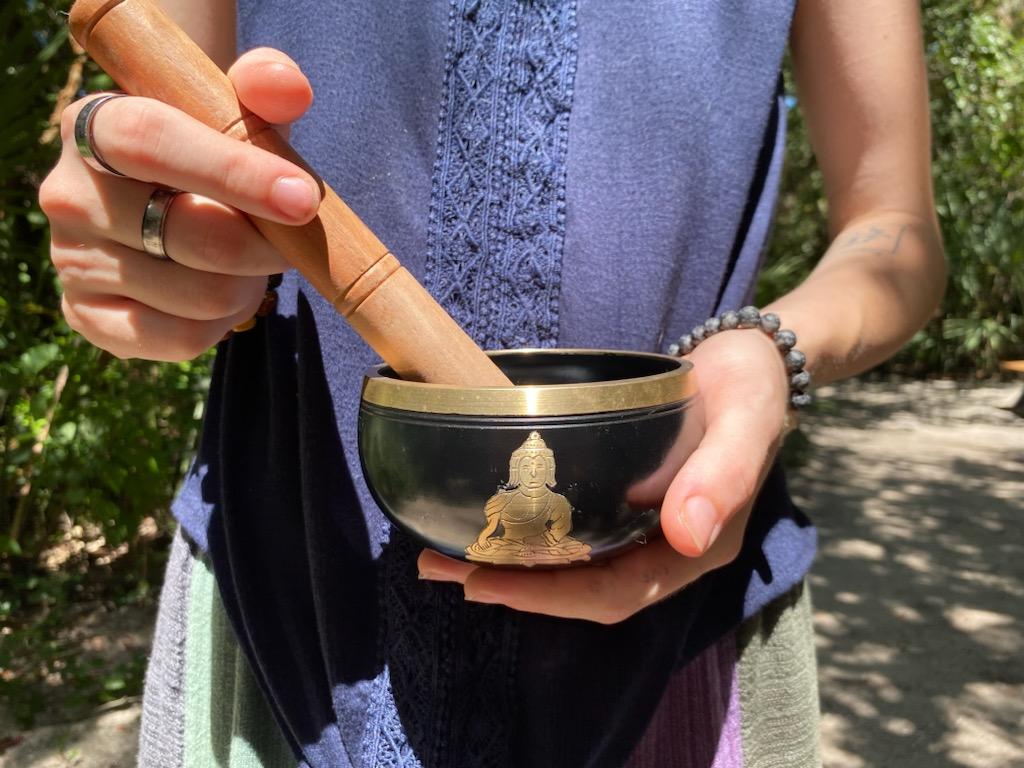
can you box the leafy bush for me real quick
[0,3,210,563]
[760,0,1024,373]
[1,0,208,725]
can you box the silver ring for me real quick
[141,188,180,260]
[74,93,127,176]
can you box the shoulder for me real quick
[550,492,572,513]
[484,491,513,515]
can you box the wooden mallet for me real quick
[69,0,512,387]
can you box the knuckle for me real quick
[37,173,62,216]
[109,99,168,170]
[217,148,264,197]
[37,173,60,214]
[175,320,222,360]
[194,275,251,320]
[196,214,246,273]
[59,107,75,145]
[730,465,759,508]
[61,296,116,359]
[119,310,211,362]
[38,173,87,223]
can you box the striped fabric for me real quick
[139,532,820,767]
[140,534,294,767]
[182,553,295,767]
[627,584,821,768]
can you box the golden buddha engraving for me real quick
[465,431,592,566]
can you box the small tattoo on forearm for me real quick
[841,226,887,247]
[889,224,907,254]
[837,224,908,256]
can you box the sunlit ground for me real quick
[2,380,1021,767]
[792,380,1023,768]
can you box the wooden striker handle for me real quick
[69,0,511,387]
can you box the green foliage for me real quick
[760,0,1024,373]
[0,2,210,560]
[0,0,209,724]
[927,1,1024,370]
[0,563,156,727]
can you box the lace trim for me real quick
[366,0,580,765]
[424,0,579,350]
[361,534,449,767]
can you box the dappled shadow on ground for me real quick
[0,706,140,768]
[791,381,1023,768]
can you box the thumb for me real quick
[228,48,314,127]
[659,407,779,558]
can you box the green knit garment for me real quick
[738,582,822,767]
[184,556,296,767]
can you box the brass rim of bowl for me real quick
[361,348,696,416]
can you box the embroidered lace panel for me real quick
[366,0,579,765]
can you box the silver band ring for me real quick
[141,188,180,260]
[74,93,127,176]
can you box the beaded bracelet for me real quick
[667,305,813,409]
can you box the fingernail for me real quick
[418,568,461,584]
[464,587,500,605]
[271,176,318,220]
[261,60,303,75]
[679,496,722,553]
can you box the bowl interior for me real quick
[379,349,679,386]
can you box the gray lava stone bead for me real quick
[760,312,781,334]
[738,306,761,328]
[691,325,707,342]
[704,316,721,335]
[791,392,813,409]
[784,349,807,372]
[774,329,797,351]
[719,310,740,330]
[790,370,811,389]
[679,334,694,354]
[667,343,680,356]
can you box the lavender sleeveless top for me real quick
[171,1,816,765]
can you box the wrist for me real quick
[668,306,812,410]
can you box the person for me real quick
[40,0,945,765]
[465,431,592,566]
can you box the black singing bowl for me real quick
[358,349,700,568]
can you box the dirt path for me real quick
[2,380,1021,767]
[0,707,140,768]
[797,380,1023,768]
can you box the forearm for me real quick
[765,211,945,386]
[776,0,945,386]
